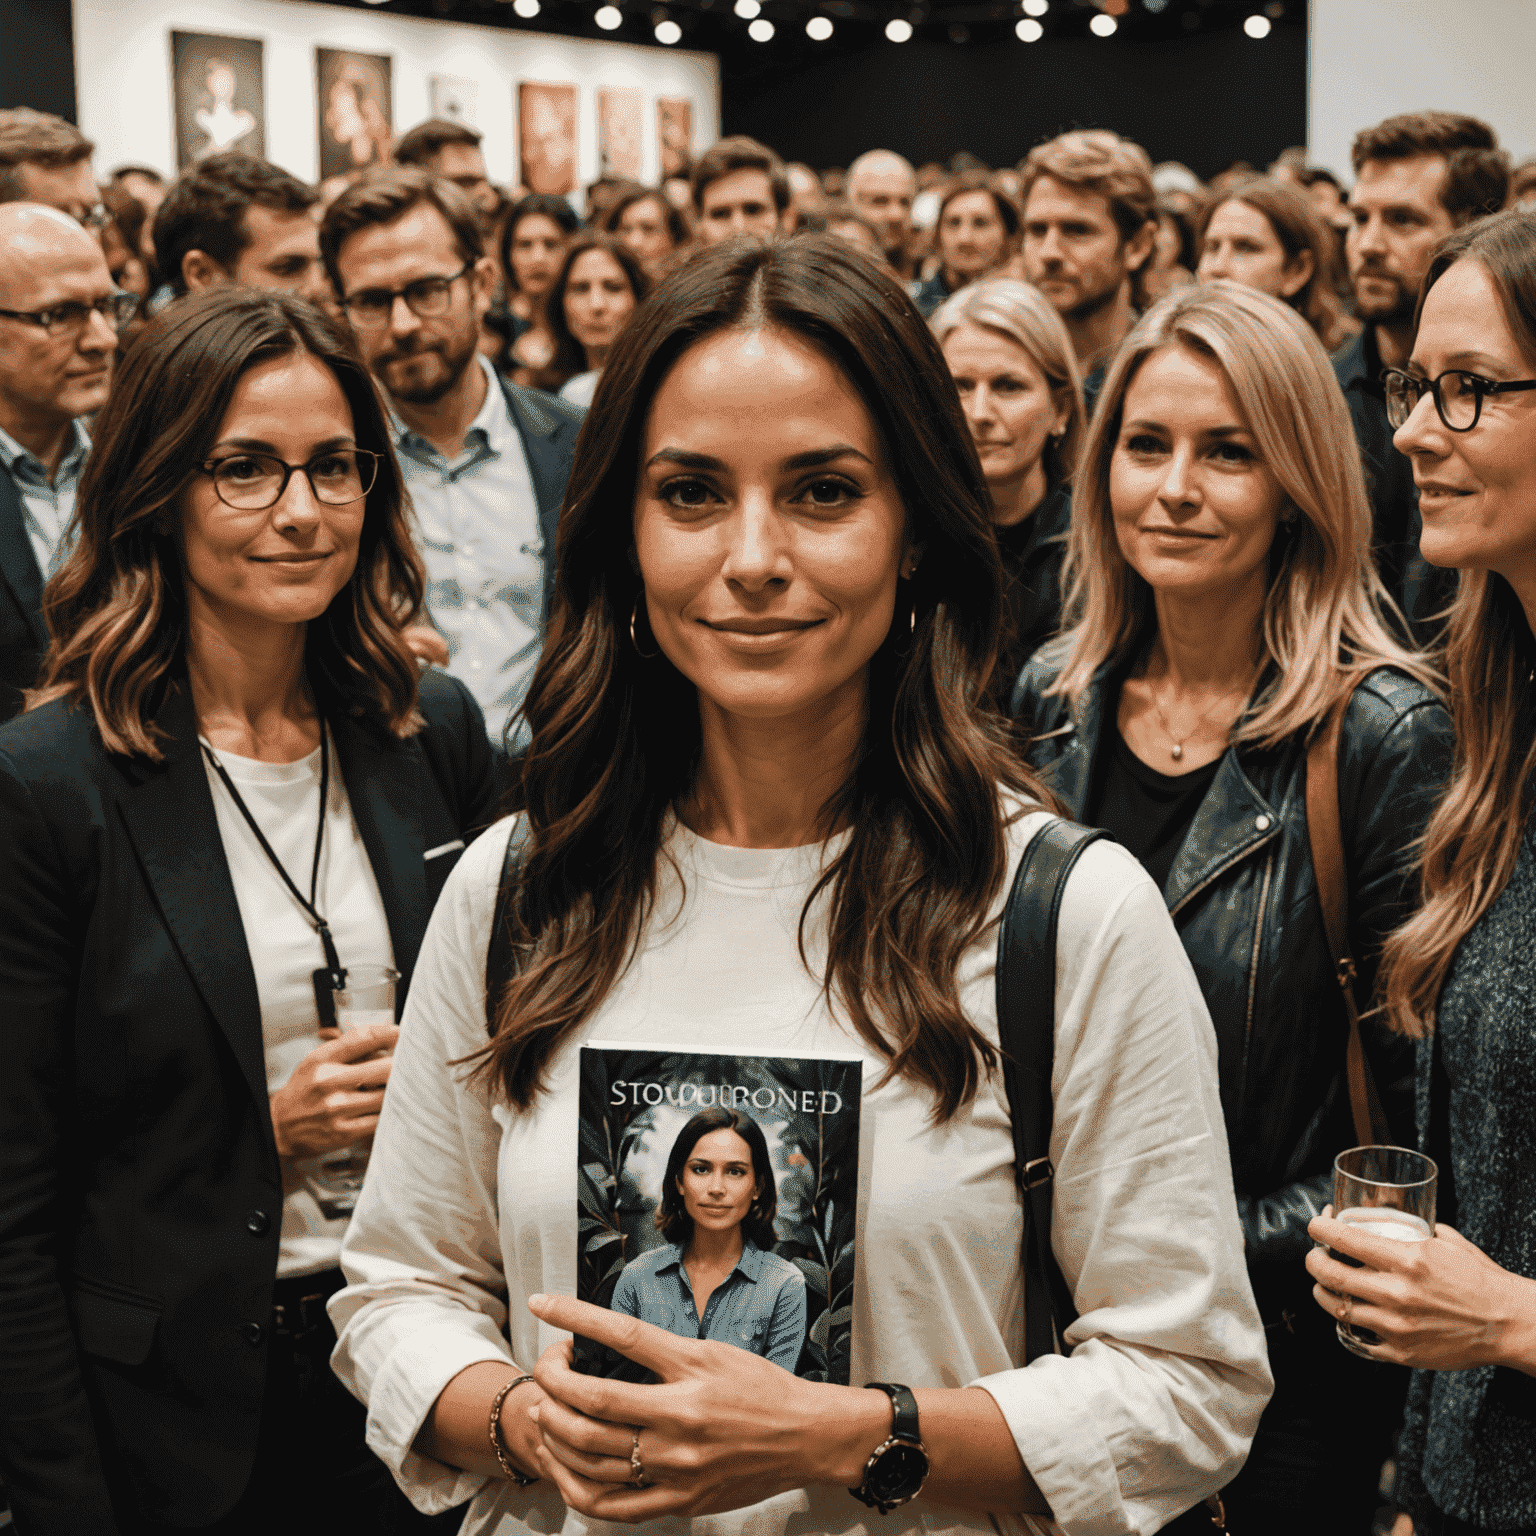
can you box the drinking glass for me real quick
[1330,1144,1437,1358]
[306,965,399,1219]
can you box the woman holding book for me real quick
[1011,281,1453,1534]
[328,236,1271,1536]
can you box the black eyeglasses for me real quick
[1383,367,1536,432]
[200,450,382,511]
[0,290,139,339]
[339,265,473,330]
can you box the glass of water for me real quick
[1331,1145,1437,1358]
[307,965,399,1219]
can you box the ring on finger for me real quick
[630,1428,651,1489]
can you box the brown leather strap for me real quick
[1305,699,1391,1148]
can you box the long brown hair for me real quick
[1197,179,1355,352]
[531,230,651,392]
[29,287,425,756]
[1050,281,1435,747]
[1379,209,1536,1037]
[483,235,1048,1119]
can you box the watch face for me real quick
[868,1441,929,1503]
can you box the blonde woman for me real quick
[1307,208,1536,1536]
[1012,281,1452,1536]
[933,279,1085,702]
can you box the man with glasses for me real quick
[0,203,128,718]
[1335,111,1510,638]
[0,108,105,233]
[320,168,583,753]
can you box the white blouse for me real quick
[330,808,1271,1536]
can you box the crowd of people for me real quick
[0,90,1534,1536]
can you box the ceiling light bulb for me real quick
[655,17,681,41]
[734,0,761,15]
[1089,11,1115,35]
[1015,17,1042,38]
[885,17,913,40]
[1022,0,1047,13]
[595,4,623,26]
[1243,13,1271,36]
[748,16,774,39]
[806,14,833,37]
[513,0,540,14]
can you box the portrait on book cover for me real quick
[518,81,578,196]
[171,32,264,169]
[576,1046,860,1384]
[316,48,393,180]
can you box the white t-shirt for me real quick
[203,734,395,1278]
[331,808,1271,1536]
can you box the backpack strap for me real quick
[1304,701,1390,1148]
[484,817,531,1034]
[996,816,1110,1363]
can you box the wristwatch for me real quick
[849,1381,930,1515]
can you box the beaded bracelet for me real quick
[489,1373,540,1487]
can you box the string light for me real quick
[654,17,682,41]
[595,4,623,26]
[1243,14,1271,36]
[512,0,540,15]
[1022,0,1047,13]
[748,16,775,39]
[1015,17,1042,39]
[1089,12,1116,35]
[885,17,913,40]
[806,14,834,37]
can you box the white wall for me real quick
[1309,0,1536,180]
[72,0,719,196]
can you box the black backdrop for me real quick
[723,21,1308,179]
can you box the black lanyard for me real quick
[202,729,348,1025]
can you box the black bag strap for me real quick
[996,817,1110,1363]
[485,817,531,1032]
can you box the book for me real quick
[574,1042,862,1384]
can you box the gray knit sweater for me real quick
[1393,822,1536,1528]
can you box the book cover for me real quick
[575,1043,862,1384]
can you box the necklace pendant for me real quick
[1170,743,1184,761]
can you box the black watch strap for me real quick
[866,1381,921,1443]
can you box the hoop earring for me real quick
[629,596,660,660]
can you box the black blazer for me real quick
[496,376,585,623]
[0,670,500,1533]
[0,460,48,722]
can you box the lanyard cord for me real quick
[201,727,343,977]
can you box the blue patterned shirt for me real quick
[609,1239,807,1372]
[0,419,89,580]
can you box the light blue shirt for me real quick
[609,1239,808,1373]
[0,418,89,580]
[391,356,544,749]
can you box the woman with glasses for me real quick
[0,286,499,1535]
[1012,281,1452,1535]
[1307,208,1536,1536]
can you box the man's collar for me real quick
[1336,325,1383,392]
[386,354,509,454]
[0,416,89,476]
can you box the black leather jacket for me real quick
[1013,659,1454,1313]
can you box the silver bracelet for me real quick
[489,1373,540,1486]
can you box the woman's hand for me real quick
[269,1023,399,1160]
[523,1292,887,1524]
[1305,1206,1536,1373]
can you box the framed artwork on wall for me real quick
[597,86,643,181]
[657,97,692,179]
[171,31,264,168]
[316,48,393,180]
[518,81,578,195]
[429,74,479,126]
